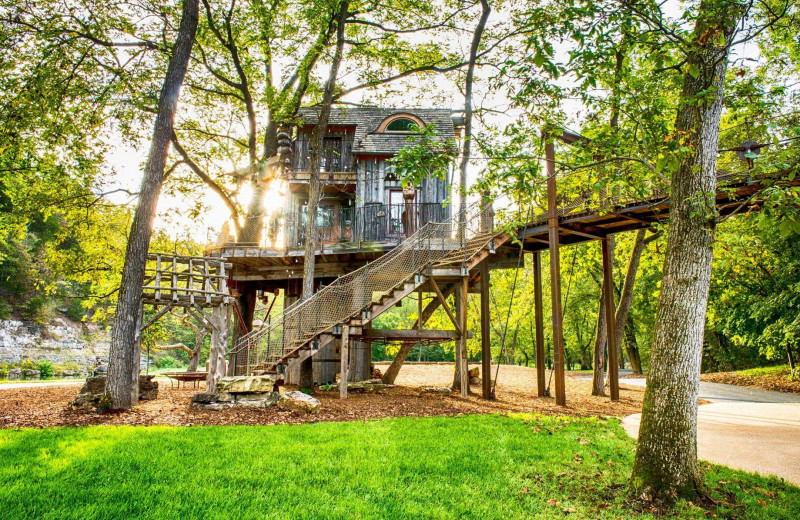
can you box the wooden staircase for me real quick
[251,230,510,375]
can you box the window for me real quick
[386,118,416,132]
[376,113,425,133]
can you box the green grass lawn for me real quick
[1,415,797,519]
[732,364,794,378]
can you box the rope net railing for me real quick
[520,167,758,226]
[230,202,498,374]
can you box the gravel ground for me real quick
[0,364,644,429]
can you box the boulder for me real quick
[70,393,96,410]
[71,375,158,409]
[93,365,108,376]
[22,369,40,379]
[190,392,218,404]
[421,386,452,394]
[468,367,480,378]
[190,390,279,410]
[278,391,320,414]
[469,376,481,385]
[215,375,275,394]
[138,375,158,400]
[7,368,21,380]
[328,379,393,392]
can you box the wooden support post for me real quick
[533,252,547,397]
[545,136,566,407]
[458,275,469,398]
[340,324,350,399]
[208,302,228,389]
[602,237,620,401]
[479,258,492,399]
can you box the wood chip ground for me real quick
[0,364,644,429]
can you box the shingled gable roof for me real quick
[295,107,458,155]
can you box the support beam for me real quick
[340,324,350,399]
[357,329,468,340]
[458,275,469,398]
[533,252,547,397]
[428,276,462,336]
[545,136,566,407]
[602,238,620,401]
[479,258,492,399]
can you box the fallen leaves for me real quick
[1,364,646,429]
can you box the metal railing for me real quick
[231,202,497,373]
[279,202,450,248]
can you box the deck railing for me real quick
[277,202,449,248]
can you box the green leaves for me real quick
[388,124,457,186]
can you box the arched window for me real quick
[377,113,425,133]
[386,118,416,132]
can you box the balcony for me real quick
[279,202,450,249]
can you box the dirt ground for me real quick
[0,364,644,429]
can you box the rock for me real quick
[326,379,393,392]
[190,392,218,404]
[190,402,234,411]
[215,375,275,394]
[73,375,159,406]
[138,375,158,400]
[22,369,40,379]
[70,393,97,410]
[278,391,320,414]
[8,368,21,380]
[190,390,279,410]
[93,365,107,376]
[421,386,452,394]
[469,376,481,385]
[468,367,480,378]
[80,376,107,395]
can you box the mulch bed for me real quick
[700,370,800,395]
[0,365,645,429]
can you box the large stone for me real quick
[469,376,481,385]
[421,386,452,394]
[189,390,279,410]
[138,375,158,400]
[278,391,321,414]
[73,375,159,407]
[7,368,21,380]
[215,375,275,394]
[70,393,97,410]
[22,369,40,379]
[468,367,480,378]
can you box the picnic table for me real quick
[162,372,208,389]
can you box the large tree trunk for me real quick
[382,284,456,384]
[625,314,643,375]
[591,239,613,395]
[631,2,738,505]
[299,1,349,387]
[106,0,198,409]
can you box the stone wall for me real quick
[0,317,109,374]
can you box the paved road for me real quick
[621,377,800,403]
[0,380,84,390]
[621,378,800,485]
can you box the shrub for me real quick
[37,360,54,379]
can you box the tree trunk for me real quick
[188,325,206,372]
[297,1,349,386]
[382,284,456,384]
[591,239,612,396]
[788,345,796,379]
[301,0,349,300]
[625,314,643,375]
[106,0,198,409]
[631,2,738,505]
